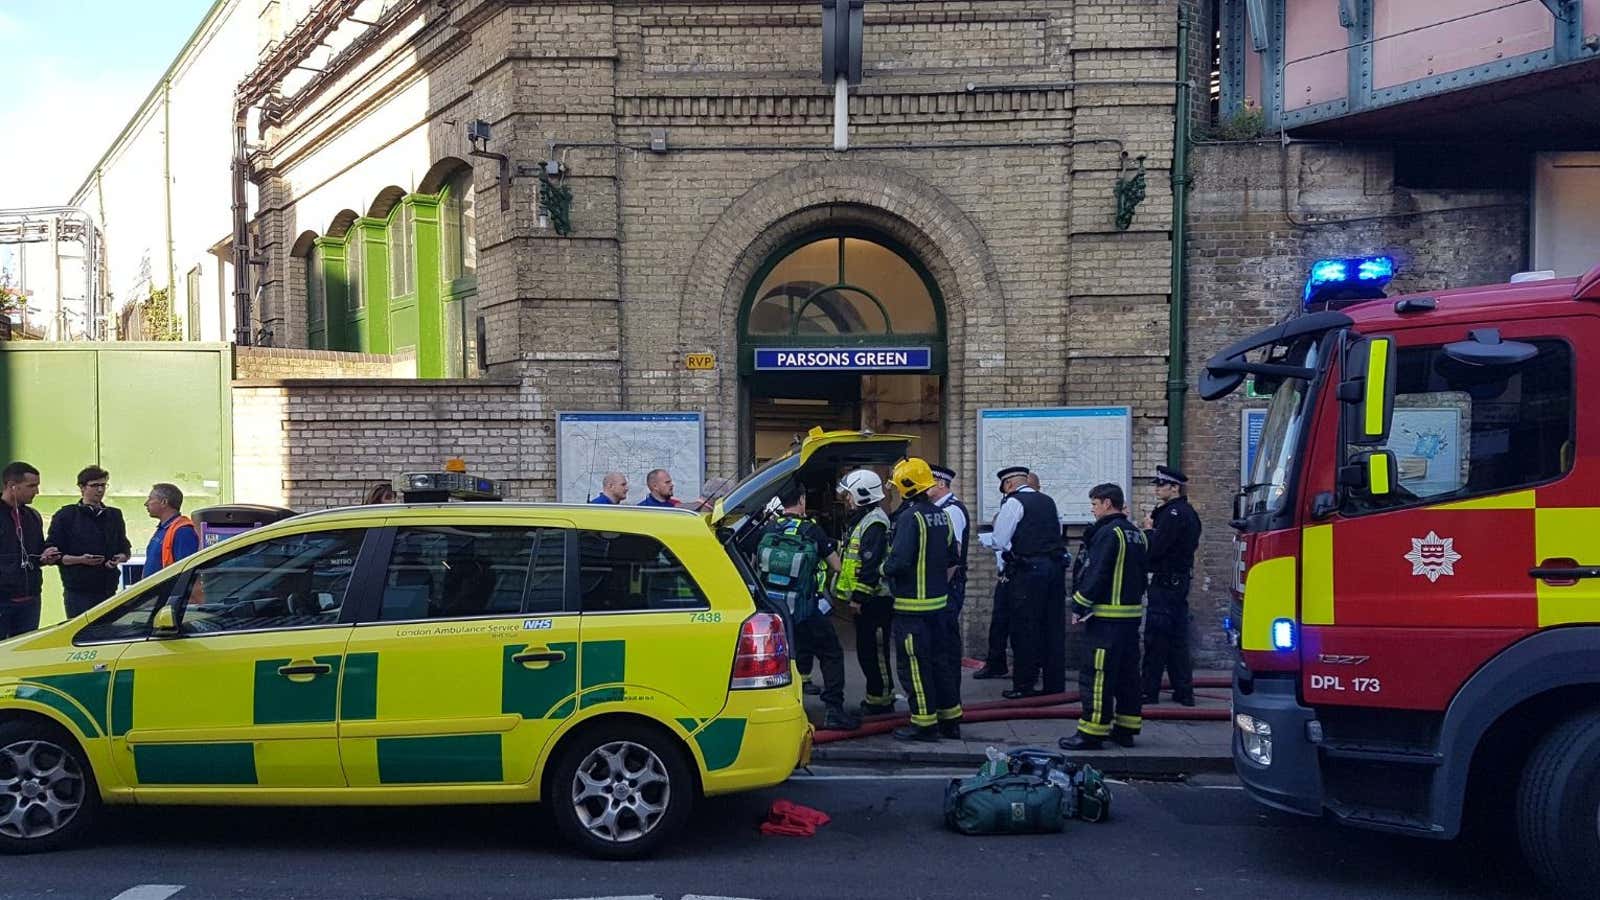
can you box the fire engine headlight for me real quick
[409,475,433,489]
[1235,713,1273,766]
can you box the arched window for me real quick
[388,202,416,298]
[744,234,941,338]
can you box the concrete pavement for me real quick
[804,664,1234,777]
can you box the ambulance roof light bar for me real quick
[395,459,503,503]
[1303,255,1396,310]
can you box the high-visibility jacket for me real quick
[161,516,197,568]
[1071,512,1148,620]
[834,506,891,600]
[882,497,956,614]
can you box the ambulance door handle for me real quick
[277,660,333,683]
[512,648,567,669]
[1530,558,1600,587]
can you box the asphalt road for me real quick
[0,770,1551,900]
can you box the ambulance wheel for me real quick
[548,720,694,860]
[1517,707,1600,896]
[0,719,100,854]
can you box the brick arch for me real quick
[677,161,1008,480]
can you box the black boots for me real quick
[822,705,862,731]
[938,720,962,740]
[1058,732,1105,750]
[892,724,941,742]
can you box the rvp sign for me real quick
[685,352,716,371]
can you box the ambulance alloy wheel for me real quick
[1517,707,1600,895]
[549,721,693,860]
[0,720,100,854]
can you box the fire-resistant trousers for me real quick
[854,596,896,708]
[1077,617,1143,738]
[894,610,962,729]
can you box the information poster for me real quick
[976,406,1132,524]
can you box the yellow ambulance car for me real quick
[0,429,907,858]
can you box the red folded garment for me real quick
[760,799,832,836]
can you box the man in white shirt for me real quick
[983,466,1068,698]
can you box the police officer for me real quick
[834,469,896,716]
[1059,482,1149,751]
[1142,466,1202,706]
[883,458,960,741]
[989,466,1068,699]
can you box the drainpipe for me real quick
[231,109,252,345]
[163,79,177,326]
[1166,9,1192,470]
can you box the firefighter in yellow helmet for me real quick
[883,457,962,741]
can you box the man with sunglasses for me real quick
[46,466,132,618]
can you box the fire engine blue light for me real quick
[1356,256,1394,281]
[1303,255,1397,306]
[1271,618,1295,650]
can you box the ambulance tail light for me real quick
[731,612,792,690]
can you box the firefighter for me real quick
[989,466,1068,699]
[1059,482,1149,751]
[1142,465,1202,706]
[883,457,961,741]
[928,464,970,733]
[834,468,896,716]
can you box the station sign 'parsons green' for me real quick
[754,347,931,371]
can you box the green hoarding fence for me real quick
[0,342,234,626]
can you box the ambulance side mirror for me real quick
[1339,335,1397,446]
[151,604,181,638]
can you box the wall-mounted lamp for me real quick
[466,119,511,212]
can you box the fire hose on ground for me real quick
[812,674,1233,744]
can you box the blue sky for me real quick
[0,0,218,207]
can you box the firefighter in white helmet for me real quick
[833,469,896,715]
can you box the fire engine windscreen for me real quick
[1244,337,1324,517]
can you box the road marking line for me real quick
[110,886,185,900]
[682,895,762,900]
[1201,784,1245,790]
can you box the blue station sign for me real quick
[753,347,931,372]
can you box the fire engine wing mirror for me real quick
[1339,335,1397,446]
[1443,329,1537,367]
[1339,450,1398,497]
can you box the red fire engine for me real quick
[1202,257,1600,894]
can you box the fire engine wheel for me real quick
[1517,707,1600,895]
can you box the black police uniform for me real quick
[1069,511,1149,743]
[1142,493,1202,704]
[1002,490,1068,695]
[882,495,960,738]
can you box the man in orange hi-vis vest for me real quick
[142,482,199,580]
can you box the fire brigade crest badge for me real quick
[1404,531,1462,583]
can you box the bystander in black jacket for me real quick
[47,502,131,597]
[0,502,46,599]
